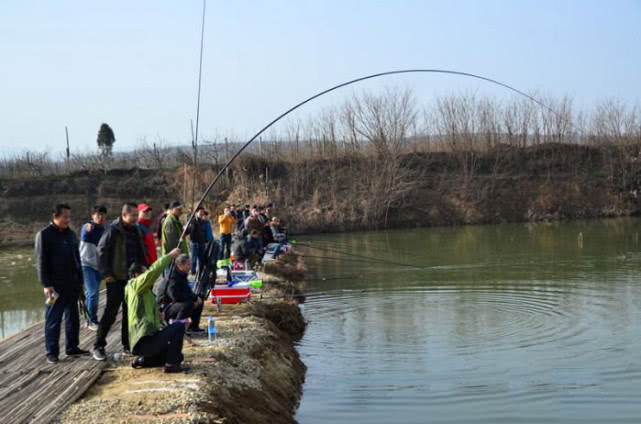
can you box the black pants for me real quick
[164,300,204,329]
[220,234,232,259]
[132,322,185,366]
[44,288,80,357]
[95,280,129,350]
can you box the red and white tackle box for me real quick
[209,282,252,304]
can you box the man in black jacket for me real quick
[93,203,147,361]
[247,230,265,257]
[34,203,89,363]
[164,254,204,333]
[232,230,264,269]
[188,207,208,275]
[155,202,170,247]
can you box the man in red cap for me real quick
[137,203,157,266]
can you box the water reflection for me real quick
[0,309,44,339]
[0,247,44,339]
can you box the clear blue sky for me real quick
[1,0,639,155]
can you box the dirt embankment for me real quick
[4,142,641,248]
[0,168,181,248]
[57,258,307,424]
[226,143,641,234]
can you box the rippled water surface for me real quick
[0,247,42,339]
[295,219,641,423]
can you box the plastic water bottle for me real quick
[208,316,216,344]
[45,292,58,306]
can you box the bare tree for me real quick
[346,87,418,157]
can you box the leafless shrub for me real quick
[344,87,418,157]
[590,99,639,144]
[135,137,173,170]
[0,151,57,178]
[503,96,536,147]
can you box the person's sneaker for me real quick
[93,347,107,361]
[131,357,146,369]
[46,354,59,364]
[186,327,205,334]
[86,322,99,331]
[66,347,90,357]
[164,364,190,374]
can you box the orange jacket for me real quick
[218,215,236,235]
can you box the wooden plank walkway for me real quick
[0,292,123,424]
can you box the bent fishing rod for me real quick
[176,68,577,245]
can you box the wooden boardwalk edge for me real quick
[0,289,122,424]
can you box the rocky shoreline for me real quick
[56,255,307,424]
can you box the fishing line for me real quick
[293,240,391,259]
[296,252,379,263]
[295,241,419,267]
[306,275,358,282]
[294,241,424,269]
[178,69,578,245]
[297,238,427,259]
[295,253,387,265]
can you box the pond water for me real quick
[294,219,641,423]
[0,247,43,339]
[3,219,641,422]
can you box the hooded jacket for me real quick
[125,254,172,351]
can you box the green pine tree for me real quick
[97,123,115,157]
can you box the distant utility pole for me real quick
[224,137,229,181]
[192,0,207,208]
[191,119,197,209]
[65,126,70,171]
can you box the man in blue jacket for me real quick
[202,210,214,244]
[35,203,90,363]
[79,205,107,330]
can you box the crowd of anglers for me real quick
[34,200,287,373]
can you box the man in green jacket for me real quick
[162,201,189,256]
[125,247,189,373]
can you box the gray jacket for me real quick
[79,221,105,270]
